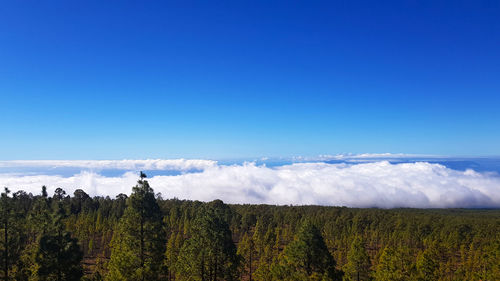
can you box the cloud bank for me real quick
[1,160,500,208]
[0,159,217,171]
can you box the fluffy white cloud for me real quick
[1,161,499,208]
[0,159,217,171]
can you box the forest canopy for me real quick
[1,173,499,280]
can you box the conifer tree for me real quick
[344,236,372,281]
[253,225,278,281]
[165,232,184,280]
[253,220,265,258]
[483,235,500,280]
[176,201,240,281]
[15,186,51,279]
[30,186,52,236]
[416,243,439,281]
[253,242,275,281]
[237,232,256,280]
[0,187,12,281]
[34,202,83,281]
[106,172,165,281]
[0,188,29,281]
[241,213,256,233]
[1,188,13,280]
[278,221,343,281]
[375,246,399,281]
[374,245,415,281]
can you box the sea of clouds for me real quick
[1,157,500,208]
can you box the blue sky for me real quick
[1,1,499,159]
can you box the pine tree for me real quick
[0,187,12,281]
[237,232,256,280]
[0,187,28,281]
[416,243,439,281]
[253,242,275,281]
[344,236,372,281]
[376,246,399,281]
[241,213,256,233]
[165,232,183,280]
[176,201,240,281]
[483,234,500,280]
[34,202,83,281]
[106,172,166,281]
[1,188,12,281]
[14,186,51,280]
[30,186,52,236]
[279,221,343,281]
[374,245,416,281]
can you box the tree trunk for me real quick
[141,209,145,281]
[357,261,360,281]
[57,229,62,281]
[201,252,205,281]
[249,249,252,281]
[214,253,218,281]
[4,219,8,281]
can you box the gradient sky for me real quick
[1,1,499,159]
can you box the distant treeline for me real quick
[1,173,500,281]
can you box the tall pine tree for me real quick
[237,232,256,281]
[107,172,166,281]
[344,236,372,281]
[416,243,439,281]
[176,200,240,281]
[277,221,343,281]
[374,245,415,281]
[34,201,83,281]
[0,187,29,281]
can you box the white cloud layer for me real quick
[1,161,500,208]
[0,159,217,171]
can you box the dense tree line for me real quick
[1,173,500,280]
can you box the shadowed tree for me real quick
[1,188,13,281]
[0,187,28,281]
[71,189,91,214]
[106,172,165,281]
[34,202,83,281]
[0,187,12,281]
[176,200,240,281]
[277,221,343,281]
[52,188,66,202]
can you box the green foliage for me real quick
[34,202,83,281]
[35,232,83,281]
[344,236,371,281]
[106,173,165,281]
[165,231,183,280]
[278,221,343,281]
[2,182,500,281]
[237,232,256,280]
[374,245,415,281]
[1,188,28,280]
[416,243,439,281]
[176,201,240,281]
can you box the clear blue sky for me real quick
[1,1,499,159]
